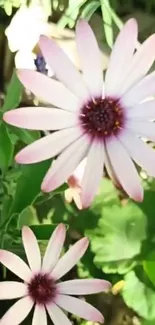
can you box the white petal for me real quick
[105,19,138,96]
[15,127,82,164]
[104,149,121,188]
[119,34,155,96]
[39,36,90,101]
[22,226,41,272]
[55,294,104,323]
[76,19,103,97]
[4,107,78,130]
[121,71,155,107]
[126,100,155,119]
[57,279,111,295]
[32,305,47,325]
[41,134,90,193]
[17,70,82,112]
[0,250,31,282]
[51,237,89,280]
[81,140,104,208]
[46,303,72,325]
[0,282,27,299]
[42,224,66,272]
[118,130,155,177]
[105,136,143,201]
[0,296,34,325]
[125,120,155,141]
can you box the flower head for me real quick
[0,224,110,325]
[4,19,155,207]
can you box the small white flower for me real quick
[0,224,111,325]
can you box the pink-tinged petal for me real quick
[42,224,66,272]
[127,100,155,120]
[81,140,104,208]
[55,294,104,323]
[32,305,47,325]
[57,279,111,295]
[0,250,31,282]
[51,237,89,280]
[118,130,155,177]
[15,127,82,164]
[17,70,81,112]
[76,19,103,97]
[46,303,72,325]
[4,107,78,130]
[105,19,138,97]
[121,71,155,107]
[119,34,155,96]
[105,136,143,201]
[41,134,90,193]
[0,282,27,299]
[73,190,82,210]
[22,226,41,272]
[39,36,90,101]
[105,149,121,188]
[0,296,34,325]
[125,120,155,141]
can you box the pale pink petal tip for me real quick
[132,188,144,202]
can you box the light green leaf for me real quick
[122,271,155,320]
[0,123,14,173]
[17,206,38,228]
[143,250,155,287]
[81,0,100,20]
[100,0,113,48]
[2,71,23,112]
[9,126,40,144]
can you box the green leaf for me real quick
[30,224,63,240]
[9,160,51,216]
[143,251,155,287]
[17,206,38,228]
[9,126,40,144]
[58,0,87,28]
[2,71,23,112]
[81,1,100,20]
[0,123,14,173]
[86,200,146,273]
[100,0,113,48]
[122,271,155,320]
[101,260,136,274]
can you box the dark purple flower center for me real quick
[79,97,125,139]
[28,273,57,305]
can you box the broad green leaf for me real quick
[101,260,136,274]
[17,206,38,228]
[9,160,51,216]
[9,126,40,144]
[100,0,113,48]
[81,1,100,20]
[86,200,146,272]
[0,123,14,173]
[30,224,63,240]
[122,271,155,320]
[2,71,23,112]
[143,251,155,287]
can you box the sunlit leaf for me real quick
[100,0,113,48]
[2,71,23,112]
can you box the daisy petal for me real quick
[15,127,82,164]
[126,120,155,141]
[55,294,104,323]
[41,134,90,193]
[22,226,41,272]
[51,237,89,280]
[17,70,81,112]
[42,223,66,272]
[105,149,121,188]
[81,140,104,208]
[0,282,27,299]
[127,100,155,119]
[76,19,103,97]
[105,19,138,96]
[119,34,155,95]
[0,296,34,325]
[0,250,31,282]
[4,107,78,130]
[46,303,72,325]
[32,305,47,325]
[105,136,143,201]
[121,71,155,107]
[118,130,155,177]
[57,279,111,295]
[39,36,90,101]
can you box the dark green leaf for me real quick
[30,224,63,240]
[9,160,51,215]
[9,126,40,144]
[143,251,155,287]
[0,123,14,173]
[2,71,23,112]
